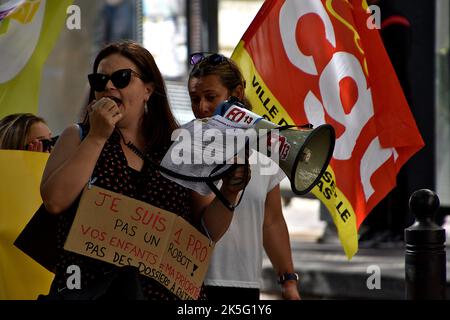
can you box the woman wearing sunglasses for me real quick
[188,52,301,301]
[0,113,55,300]
[39,41,249,300]
[0,113,55,153]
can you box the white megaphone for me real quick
[214,98,335,195]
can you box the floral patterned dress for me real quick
[49,131,205,300]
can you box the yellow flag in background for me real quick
[0,0,72,118]
[0,150,52,299]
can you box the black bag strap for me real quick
[78,122,89,140]
[205,161,248,212]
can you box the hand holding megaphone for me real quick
[221,152,251,193]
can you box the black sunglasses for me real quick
[25,136,58,152]
[189,52,227,65]
[88,68,142,92]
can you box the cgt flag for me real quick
[232,0,424,259]
[0,0,72,117]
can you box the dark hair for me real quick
[0,113,47,150]
[90,41,179,150]
[188,55,252,110]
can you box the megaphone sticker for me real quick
[267,133,291,161]
[223,106,259,126]
[214,99,336,195]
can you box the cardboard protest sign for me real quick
[64,185,214,300]
[159,216,212,300]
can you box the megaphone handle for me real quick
[206,160,248,212]
[206,181,236,212]
[206,178,246,212]
[207,162,238,211]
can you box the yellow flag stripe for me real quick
[232,41,296,126]
[311,167,358,259]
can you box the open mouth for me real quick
[107,96,123,107]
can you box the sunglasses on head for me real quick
[88,68,142,92]
[189,52,227,65]
[189,52,245,88]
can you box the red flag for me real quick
[232,0,424,258]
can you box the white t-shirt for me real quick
[204,152,285,288]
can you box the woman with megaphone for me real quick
[188,52,301,300]
[38,41,250,300]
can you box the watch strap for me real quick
[278,272,299,284]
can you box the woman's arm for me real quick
[41,98,121,214]
[191,164,250,242]
[263,185,301,300]
[40,125,107,214]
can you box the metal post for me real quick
[405,189,446,299]
[186,0,218,55]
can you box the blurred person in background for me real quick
[188,52,301,301]
[0,113,55,152]
[0,113,55,299]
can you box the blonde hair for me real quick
[0,113,46,150]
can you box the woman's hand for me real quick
[222,148,252,195]
[221,163,251,195]
[26,139,45,152]
[282,281,301,300]
[87,98,122,142]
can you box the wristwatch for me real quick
[278,272,299,284]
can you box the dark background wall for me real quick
[357,0,439,238]
[399,0,436,196]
